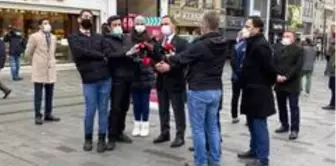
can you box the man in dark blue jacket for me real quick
[4,26,26,81]
[68,9,111,153]
[0,39,11,99]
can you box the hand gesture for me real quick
[276,75,287,83]
[126,44,140,56]
[155,61,170,73]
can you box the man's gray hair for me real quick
[202,11,220,30]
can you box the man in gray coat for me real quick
[301,38,316,96]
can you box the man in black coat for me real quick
[102,15,138,151]
[274,31,304,140]
[151,15,188,148]
[237,16,277,166]
[0,39,11,99]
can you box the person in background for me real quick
[101,22,110,36]
[316,41,322,60]
[151,15,188,148]
[301,38,316,97]
[230,30,247,124]
[156,11,227,166]
[237,16,277,166]
[25,18,60,125]
[129,16,155,137]
[0,38,11,99]
[68,10,111,153]
[102,15,138,151]
[4,25,26,81]
[274,31,304,140]
[322,29,335,111]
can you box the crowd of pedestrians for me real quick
[0,8,334,166]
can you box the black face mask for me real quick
[81,19,93,29]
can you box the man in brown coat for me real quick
[25,18,60,125]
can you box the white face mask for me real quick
[161,25,172,36]
[281,38,292,46]
[112,26,123,36]
[135,25,146,33]
[43,24,52,33]
[241,28,250,38]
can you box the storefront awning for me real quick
[145,17,161,26]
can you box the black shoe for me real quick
[83,140,93,151]
[275,126,289,133]
[232,118,240,124]
[322,105,335,110]
[44,115,61,122]
[35,117,43,125]
[170,137,184,148]
[246,160,269,166]
[13,77,23,81]
[97,134,106,153]
[289,131,298,140]
[3,90,11,99]
[153,134,170,144]
[106,141,116,151]
[188,146,194,152]
[116,134,132,143]
[237,150,256,159]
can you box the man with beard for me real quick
[151,15,188,148]
[237,16,277,166]
[68,10,111,153]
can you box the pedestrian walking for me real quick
[68,10,111,153]
[156,11,227,166]
[129,16,155,137]
[237,16,277,166]
[102,15,138,151]
[301,38,317,96]
[274,31,304,140]
[4,25,26,81]
[322,32,335,111]
[25,18,60,125]
[0,38,11,99]
[230,30,247,124]
[151,15,189,148]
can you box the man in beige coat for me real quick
[25,18,60,125]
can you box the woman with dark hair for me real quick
[130,15,155,137]
[101,22,110,36]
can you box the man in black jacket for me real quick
[274,31,304,140]
[157,11,227,166]
[0,39,11,99]
[237,16,277,166]
[68,9,111,153]
[151,15,188,148]
[4,26,26,81]
[102,15,138,151]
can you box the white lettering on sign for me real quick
[175,11,202,21]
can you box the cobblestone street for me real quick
[0,61,334,166]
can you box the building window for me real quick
[223,0,245,17]
[117,0,158,16]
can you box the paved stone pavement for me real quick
[0,61,334,166]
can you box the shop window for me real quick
[117,0,158,16]
[0,8,97,64]
[223,0,245,17]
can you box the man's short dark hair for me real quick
[248,16,264,32]
[162,15,177,25]
[107,15,121,25]
[203,11,220,30]
[38,18,49,25]
[79,9,93,17]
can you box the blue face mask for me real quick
[111,26,123,37]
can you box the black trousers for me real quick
[329,76,335,106]
[231,81,242,118]
[108,81,131,140]
[276,91,300,132]
[34,83,54,118]
[157,89,186,139]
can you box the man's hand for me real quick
[155,61,170,73]
[276,75,287,83]
[126,44,140,56]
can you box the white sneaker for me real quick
[132,121,141,136]
[140,121,150,137]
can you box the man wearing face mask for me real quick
[151,15,188,148]
[237,16,277,166]
[102,15,139,151]
[25,18,60,125]
[274,31,304,140]
[68,10,111,153]
[4,25,26,81]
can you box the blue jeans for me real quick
[10,55,20,80]
[83,78,111,136]
[132,88,151,121]
[187,90,221,166]
[247,116,269,165]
